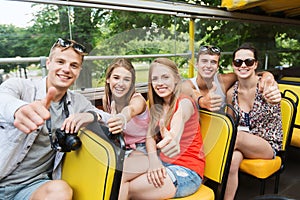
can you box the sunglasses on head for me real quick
[233,58,256,67]
[200,45,221,55]
[52,38,88,55]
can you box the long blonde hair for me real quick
[103,58,136,113]
[148,58,182,138]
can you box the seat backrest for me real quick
[280,91,298,151]
[61,123,125,200]
[278,82,300,146]
[199,109,237,200]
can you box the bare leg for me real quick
[30,180,72,200]
[224,150,243,200]
[129,173,176,200]
[119,153,150,200]
[224,131,274,200]
[235,131,274,159]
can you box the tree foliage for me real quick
[0,0,300,85]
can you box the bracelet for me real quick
[117,113,127,130]
[197,95,203,107]
[87,111,99,123]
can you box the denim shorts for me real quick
[162,162,202,198]
[0,178,50,200]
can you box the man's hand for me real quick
[13,87,56,134]
[199,82,222,111]
[261,75,281,104]
[61,112,96,134]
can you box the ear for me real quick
[106,79,110,83]
[254,61,258,70]
[46,58,50,70]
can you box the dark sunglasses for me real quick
[200,45,221,55]
[52,38,87,55]
[233,58,256,67]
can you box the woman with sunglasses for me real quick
[224,43,283,200]
[103,58,149,157]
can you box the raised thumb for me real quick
[111,101,117,117]
[42,87,56,109]
[209,81,217,93]
[264,75,273,88]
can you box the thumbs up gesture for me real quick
[156,119,180,157]
[107,101,126,134]
[261,75,281,104]
[199,81,222,111]
[13,87,56,134]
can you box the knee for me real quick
[47,180,73,199]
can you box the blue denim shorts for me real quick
[163,162,202,198]
[0,178,50,200]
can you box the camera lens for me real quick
[65,135,82,151]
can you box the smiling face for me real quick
[233,49,257,79]
[107,66,133,98]
[197,53,220,80]
[46,47,82,93]
[151,63,177,103]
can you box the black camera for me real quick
[52,129,82,152]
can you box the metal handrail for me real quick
[0,53,191,64]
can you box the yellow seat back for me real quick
[278,82,300,148]
[170,109,237,200]
[200,109,237,199]
[61,126,123,200]
[200,110,236,183]
[280,96,297,150]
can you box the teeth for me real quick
[58,74,69,79]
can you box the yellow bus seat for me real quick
[170,108,238,200]
[61,123,125,200]
[278,79,300,148]
[239,91,298,195]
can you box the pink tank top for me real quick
[123,93,150,149]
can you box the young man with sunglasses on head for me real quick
[0,38,110,200]
[184,45,281,112]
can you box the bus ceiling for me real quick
[10,0,300,26]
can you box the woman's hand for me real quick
[147,154,167,188]
[107,101,126,134]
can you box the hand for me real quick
[13,87,56,134]
[61,112,95,134]
[156,120,180,157]
[199,82,222,111]
[261,76,281,104]
[107,101,126,134]
[147,155,166,188]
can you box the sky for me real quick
[0,0,34,27]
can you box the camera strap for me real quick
[46,93,69,151]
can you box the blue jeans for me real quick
[163,162,202,198]
[0,179,50,200]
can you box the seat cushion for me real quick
[170,184,214,200]
[239,156,282,179]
